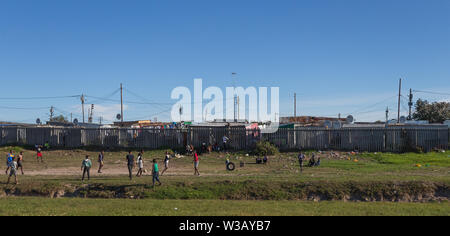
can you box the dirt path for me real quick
[22,166,237,177]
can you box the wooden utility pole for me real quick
[237,96,240,121]
[81,94,85,123]
[49,106,54,121]
[294,93,297,117]
[397,78,402,123]
[232,72,237,122]
[408,88,413,120]
[120,83,124,123]
[386,107,389,123]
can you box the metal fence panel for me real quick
[0,126,447,152]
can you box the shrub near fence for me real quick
[0,126,448,153]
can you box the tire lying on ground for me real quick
[227,162,236,171]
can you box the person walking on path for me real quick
[126,151,135,180]
[193,150,200,176]
[98,151,105,173]
[152,159,162,187]
[298,152,305,173]
[17,152,24,175]
[6,157,18,185]
[161,151,170,176]
[136,151,144,177]
[81,155,92,181]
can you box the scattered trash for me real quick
[415,164,422,168]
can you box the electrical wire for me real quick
[413,90,450,96]
[0,95,80,100]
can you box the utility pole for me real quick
[81,94,85,123]
[88,104,94,123]
[232,72,237,122]
[386,107,389,123]
[49,106,54,121]
[397,78,402,123]
[99,116,103,125]
[408,88,413,120]
[237,96,240,121]
[294,93,297,117]
[120,83,124,123]
[70,113,73,123]
[179,105,183,122]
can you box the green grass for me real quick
[0,197,448,216]
[0,147,449,215]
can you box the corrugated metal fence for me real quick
[0,126,448,152]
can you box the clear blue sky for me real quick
[1,0,449,123]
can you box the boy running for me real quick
[161,151,170,176]
[6,157,18,185]
[152,159,162,187]
[193,150,200,176]
[81,155,92,181]
[98,151,104,173]
[17,152,24,175]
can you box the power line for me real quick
[343,95,398,116]
[87,89,121,105]
[0,106,50,110]
[413,90,450,96]
[0,95,80,100]
[126,107,173,121]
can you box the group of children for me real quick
[4,145,47,185]
[297,151,321,173]
[6,147,322,186]
[4,150,24,185]
[80,150,174,187]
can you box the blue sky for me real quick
[0,0,449,123]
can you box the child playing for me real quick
[152,159,162,187]
[136,151,144,177]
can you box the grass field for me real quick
[1,197,448,216]
[0,146,449,216]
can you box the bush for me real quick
[253,141,279,156]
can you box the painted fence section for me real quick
[0,126,448,152]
